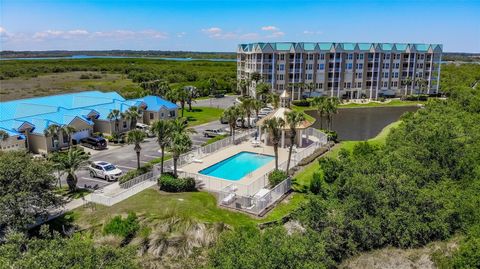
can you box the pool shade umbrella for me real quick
[255,107,312,148]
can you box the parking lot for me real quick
[70,95,241,189]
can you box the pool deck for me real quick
[180,141,289,194]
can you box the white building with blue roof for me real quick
[0,91,178,154]
[237,42,442,100]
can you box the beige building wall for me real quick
[0,136,26,152]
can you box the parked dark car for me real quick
[80,136,107,150]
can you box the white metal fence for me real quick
[89,177,157,206]
[218,177,292,215]
[119,171,154,189]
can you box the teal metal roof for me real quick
[395,43,408,51]
[342,43,356,51]
[380,43,393,51]
[302,42,316,51]
[357,43,372,50]
[0,91,177,136]
[414,44,429,52]
[238,42,442,53]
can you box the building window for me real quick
[356,63,363,69]
[383,81,388,87]
[348,54,353,60]
[347,63,353,70]
[320,53,325,60]
[123,121,127,129]
[280,54,285,60]
[357,82,362,88]
[150,113,154,119]
[318,63,325,70]
[356,72,363,79]
[169,110,175,117]
[63,132,69,143]
[279,64,285,71]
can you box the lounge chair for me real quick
[222,193,236,205]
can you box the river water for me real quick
[306,106,419,141]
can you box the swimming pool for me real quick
[199,151,274,181]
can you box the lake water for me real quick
[0,55,236,62]
[306,106,419,141]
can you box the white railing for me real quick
[119,171,154,189]
[89,177,157,206]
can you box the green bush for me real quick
[93,132,103,137]
[292,99,311,107]
[159,173,196,192]
[402,94,429,101]
[103,212,140,238]
[268,169,288,187]
[118,164,152,184]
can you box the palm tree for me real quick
[60,125,76,147]
[252,99,262,119]
[312,96,327,130]
[239,80,248,96]
[208,78,218,96]
[305,82,316,98]
[151,120,172,174]
[184,86,197,111]
[325,97,340,131]
[44,124,61,150]
[0,130,9,141]
[402,77,413,96]
[124,106,141,130]
[416,77,428,96]
[262,117,285,170]
[223,106,240,141]
[285,111,305,172]
[107,109,123,136]
[240,98,253,128]
[54,147,89,191]
[168,118,195,177]
[176,87,189,117]
[158,80,171,97]
[255,82,271,102]
[268,93,280,109]
[126,130,146,169]
[165,88,178,103]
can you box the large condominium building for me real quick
[237,42,442,100]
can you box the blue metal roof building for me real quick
[0,91,177,139]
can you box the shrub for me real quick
[268,169,287,187]
[159,173,196,192]
[292,99,311,107]
[93,132,103,137]
[297,147,329,166]
[103,212,140,238]
[118,163,152,184]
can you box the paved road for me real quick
[74,96,237,189]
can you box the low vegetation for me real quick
[158,173,196,192]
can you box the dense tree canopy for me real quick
[0,151,63,232]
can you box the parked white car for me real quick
[89,161,123,181]
[136,123,154,137]
[236,117,257,128]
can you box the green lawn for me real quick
[182,107,224,126]
[72,189,256,229]
[257,192,307,223]
[294,120,401,189]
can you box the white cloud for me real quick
[261,26,278,31]
[176,32,186,38]
[32,29,167,41]
[201,26,282,40]
[303,30,323,35]
[260,25,284,39]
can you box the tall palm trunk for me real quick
[286,131,296,172]
[319,112,324,129]
[135,147,141,169]
[273,142,279,170]
[173,156,178,177]
[66,172,77,191]
[160,145,166,174]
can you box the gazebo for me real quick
[255,106,313,148]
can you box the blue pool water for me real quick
[199,151,274,181]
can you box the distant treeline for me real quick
[0,50,236,59]
[443,52,480,62]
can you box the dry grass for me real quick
[0,71,136,101]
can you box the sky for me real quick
[0,0,479,53]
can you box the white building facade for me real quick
[237,42,443,100]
